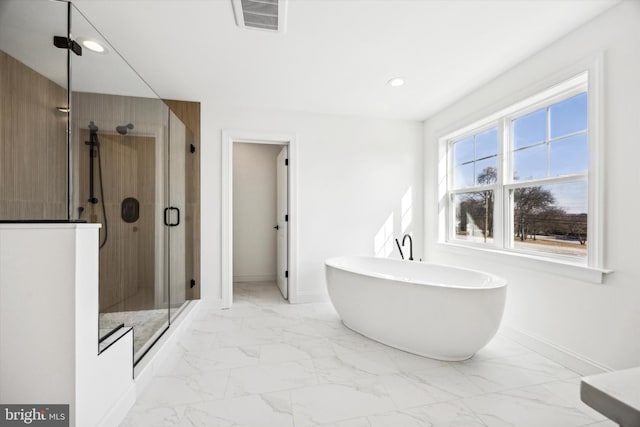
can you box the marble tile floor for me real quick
[120,281,614,427]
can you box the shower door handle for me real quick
[164,207,180,227]
[172,207,180,226]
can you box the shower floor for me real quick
[100,309,169,359]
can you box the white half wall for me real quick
[233,143,281,282]
[202,109,423,302]
[0,224,134,427]
[423,1,640,371]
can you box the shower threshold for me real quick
[99,301,191,364]
[100,308,169,360]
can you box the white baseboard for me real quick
[291,292,330,304]
[97,383,136,427]
[133,300,201,393]
[199,297,223,309]
[501,326,612,375]
[233,274,276,283]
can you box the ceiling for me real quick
[66,0,620,120]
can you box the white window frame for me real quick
[437,57,609,282]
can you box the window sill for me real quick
[435,241,612,284]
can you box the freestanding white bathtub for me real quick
[325,256,507,361]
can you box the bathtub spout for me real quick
[395,238,405,260]
[402,234,414,261]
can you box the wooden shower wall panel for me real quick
[0,50,67,220]
[163,99,201,300]
[79,130,156,312]
[72,92,168,203]
[168,111,186,309]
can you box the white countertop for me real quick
[0,222,101,230]
[581,366,640,426]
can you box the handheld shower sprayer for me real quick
[87,122,100,204]
[85,121,108,249]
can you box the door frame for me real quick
[221,130,298,309]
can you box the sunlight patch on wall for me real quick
[374,212,395,257]
[374,186,413,258]
[401,187,412,234]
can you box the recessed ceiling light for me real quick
[387,77,405,87]
[78,38,108,54]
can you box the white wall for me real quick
[233,143,281,282]
[202,108,423,302]
[423,1,640,371]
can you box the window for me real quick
[441,72,599,266]
[450,127,498,244]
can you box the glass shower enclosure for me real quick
[0,0,197,365]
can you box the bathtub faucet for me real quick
[401,234,414,261]
[395,238,404,260]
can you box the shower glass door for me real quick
[70,5,171,363]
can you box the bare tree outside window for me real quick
[513,183,587,257]
[455,166,496,242]
[514,186,555,241]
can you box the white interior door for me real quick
[276,146,288,299]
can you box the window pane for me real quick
[454,137,474,165]
[513,108,546,149]
[513,144,547,181]
[550,134,588,177]
[512,181,587,259]
[476,128,498,159]
[476,159,497,186]
[550,92,587,139]
[453,190,494,244]
[454,163,474,188]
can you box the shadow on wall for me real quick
[374,187,412,258]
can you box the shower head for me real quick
[88,121,98,134]
[116,123,134,135]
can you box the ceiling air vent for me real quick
[231,0,287,33]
